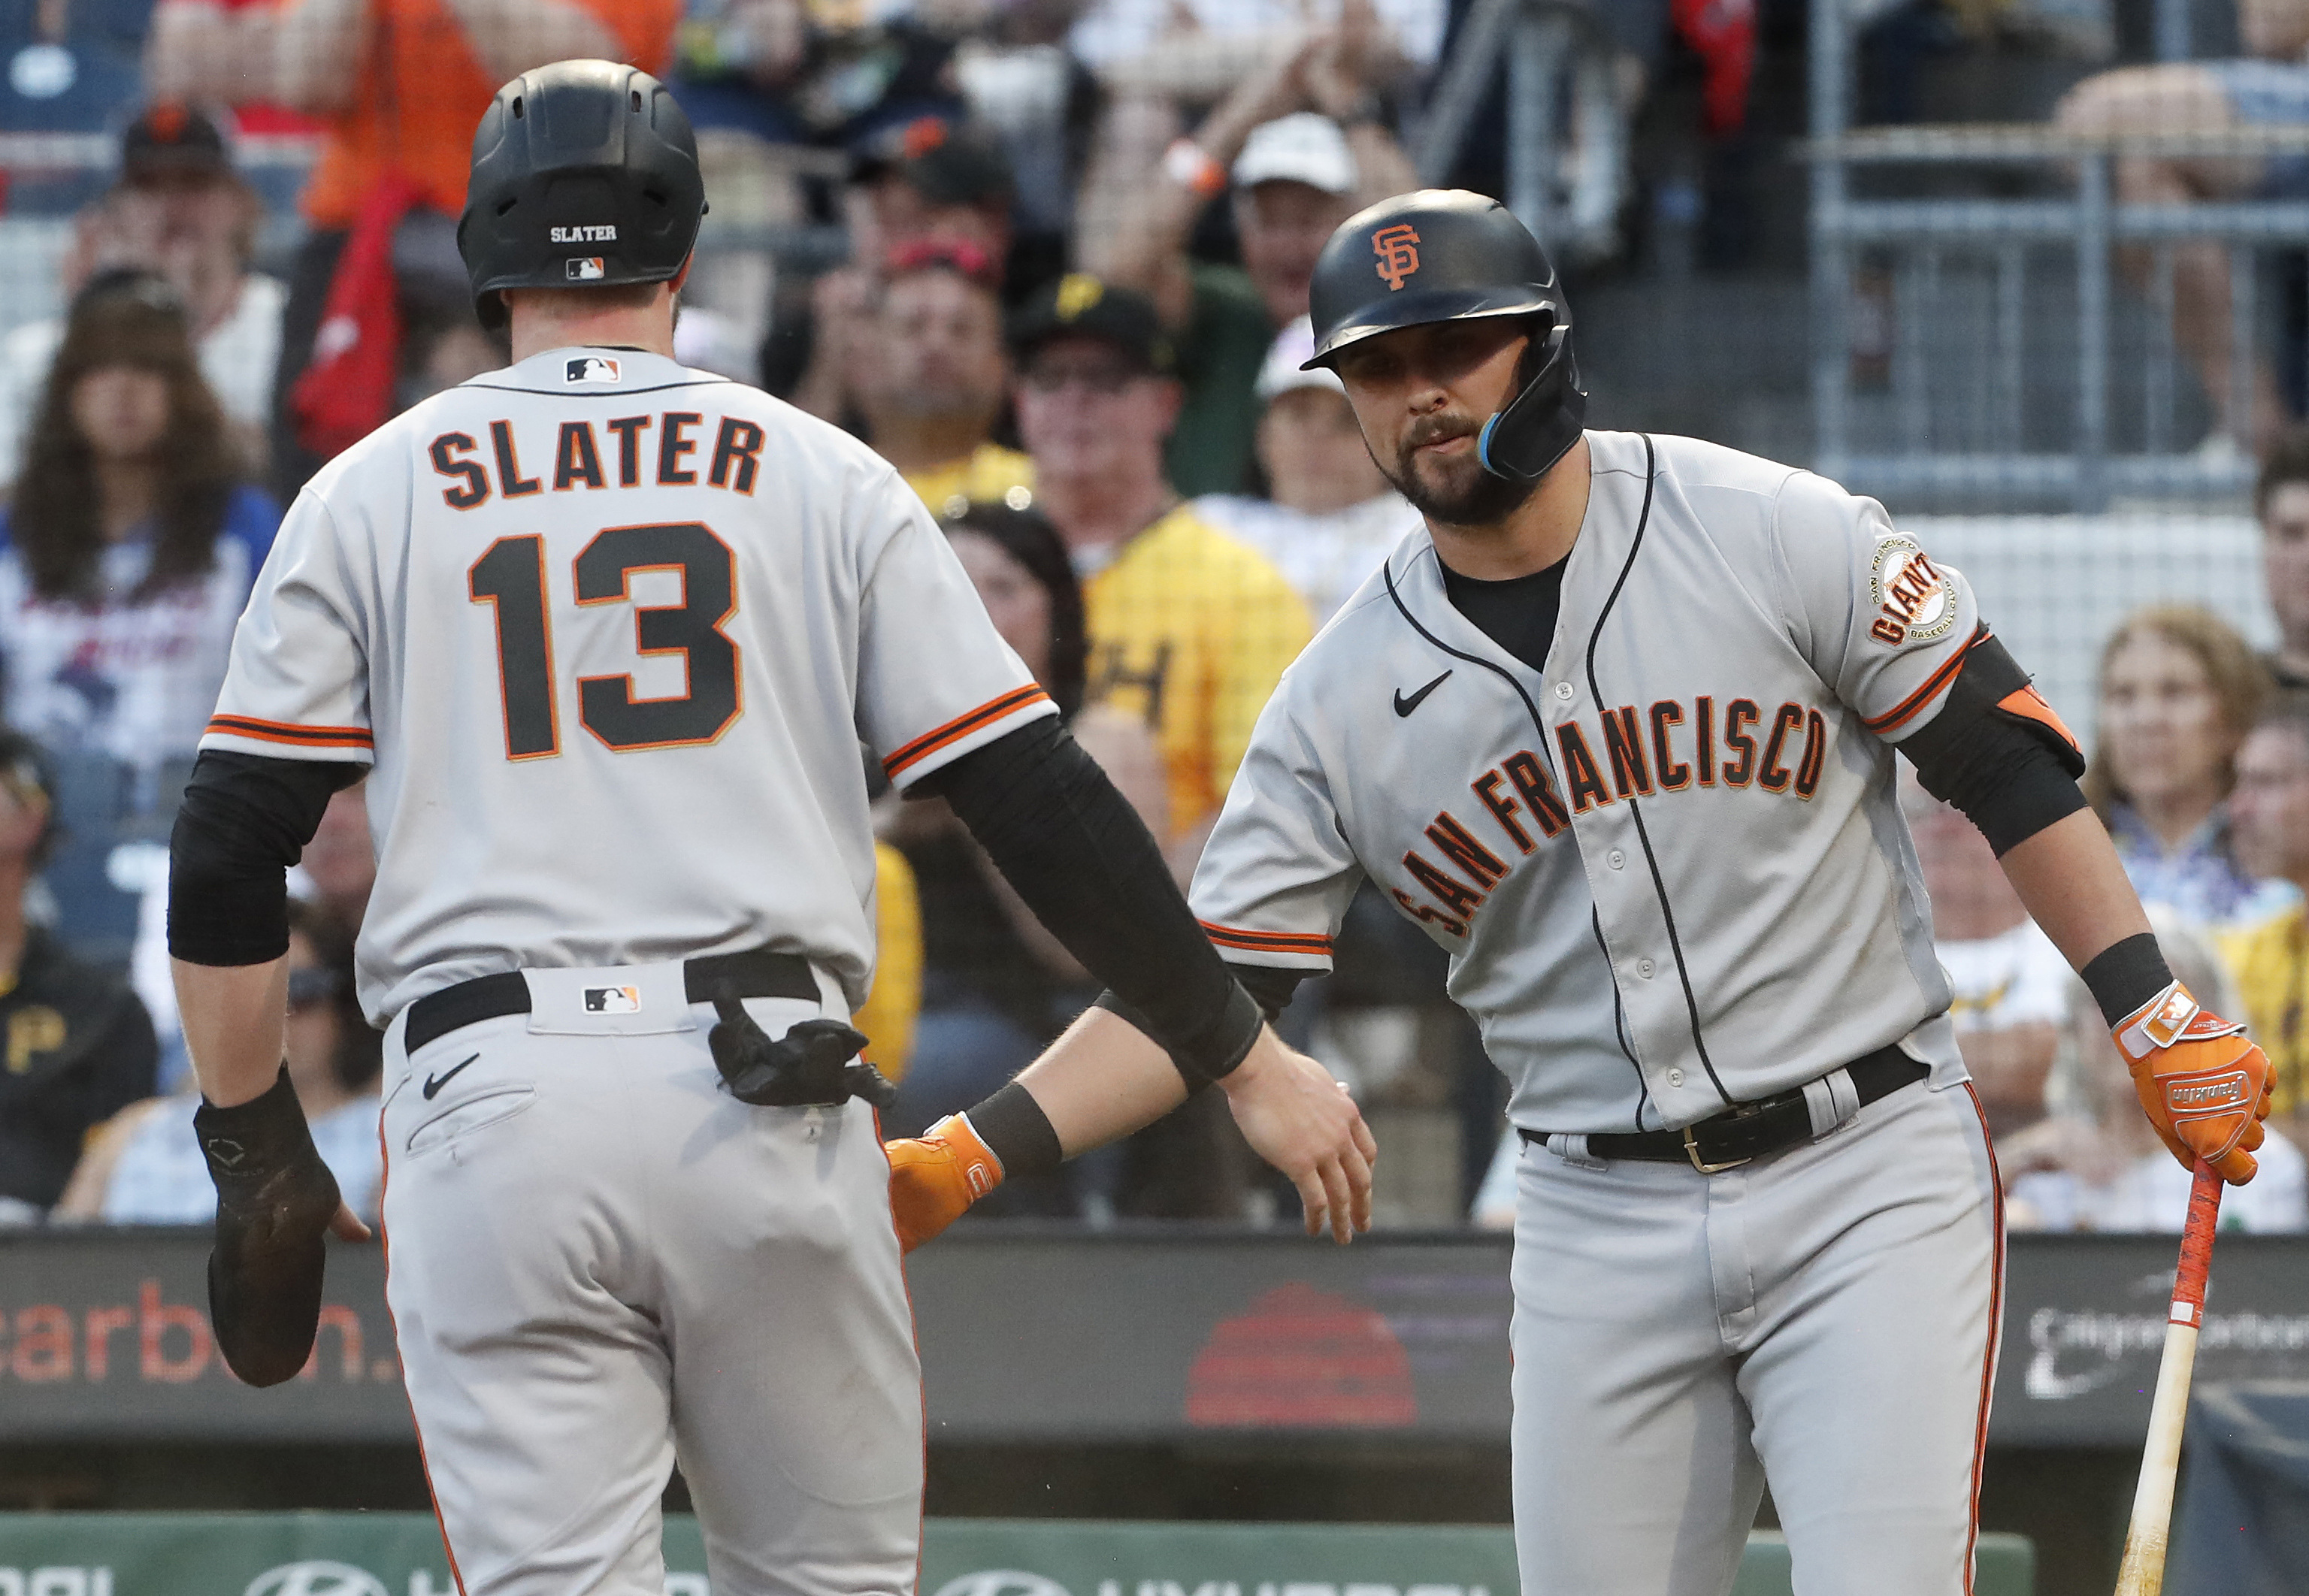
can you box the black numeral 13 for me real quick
[468,522,741,759]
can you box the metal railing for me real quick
[1804,0,2309,511]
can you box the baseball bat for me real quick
[2111,1159,2225,1596]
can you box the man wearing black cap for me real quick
[0,104,285,479]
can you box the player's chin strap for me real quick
[1475,317,1587,484]
[707,987,897,1108]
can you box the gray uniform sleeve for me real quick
[201,492,375,763]
[1188,688,1364,972]
[1767,469,1984,744]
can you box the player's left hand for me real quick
[885,1114,1004,1253]
[1220,1029,1376,1243]
[2114,981,2274,1185]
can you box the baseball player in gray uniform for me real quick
[165,62,1371,1596]
[900,191,2277,1594]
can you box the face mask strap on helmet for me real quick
[1475,314,1587,484]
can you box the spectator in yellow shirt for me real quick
[859,236,1033,512]
[2217,700,2309,1141]
[1012,273,1312,872]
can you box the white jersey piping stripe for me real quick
[204,712,375,750]
[881,685,1053,779]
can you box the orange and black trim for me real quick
[205,714,374,751]
[1994,682,2083,761]
[1199,920,1333,959]
[1861,624,1986,736]
[882,685,1052,780]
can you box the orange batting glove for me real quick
[2114,981,2274,1185]
[885,1114,1004,1253]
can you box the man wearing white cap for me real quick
[1088,32,1417,497]
[1192,316,1420,624]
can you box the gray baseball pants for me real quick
[1509,1078,2002,1596]
[377,960,922,1596]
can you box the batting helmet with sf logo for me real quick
[1303,189,1585,484]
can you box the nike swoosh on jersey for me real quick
[422,1053,481,1101]
[1394,670,1452,717]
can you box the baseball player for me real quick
[892,192,2277,1594]
[166,61,1371,1596]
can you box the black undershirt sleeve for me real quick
[913,716,1262,1089]
[168,751,366,967]
[1896,634,2088,857]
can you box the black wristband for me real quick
[967,1080,1063,1179]
[1094,980,1263,1088]
[2080,932,2176,1029]
[193,1066,322,1200]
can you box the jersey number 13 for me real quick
[469,523,740,759]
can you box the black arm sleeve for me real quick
[168,751,365,967]
[1896,635,2089,857]
[914,716,1263,1087]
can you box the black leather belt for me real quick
[1519,1045,1929,1172]
[401,948,819,1056]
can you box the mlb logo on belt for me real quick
[564,355,621,385]
[583,985,641,1014]
[566,257,607,281]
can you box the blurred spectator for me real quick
[56,899,382,1225]
[1190,314,1415,623]
[146,0,682,495]
[289,783,377,929]
[1902,772,2067,1141]
[0,730,157,1223]
[2216,700,2309,1150]
[853,841,922,1085]
[2084,605,2295,928]
[0,273,277,772]
[2053,1,2309,453]
[1068,0,1442,111]
[2003,913,2307,1232]
[0,104,286,482]
[1010,272,1312,868]
[0,0,153,132]
[882,499,1167,1153]
[2259,428,2309,692]
[781,116,1020,425]
[1083,9,1419,495]
[671,2,964,149]
[858,236,1032,509]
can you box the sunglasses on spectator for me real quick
[1018,358,1146,395]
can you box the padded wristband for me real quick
[966,1080,1063,1178]
[195,1065,323,1197]
[2082,933,2177,1029]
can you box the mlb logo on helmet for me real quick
[564,355,622,385]
[567,257,607,281]
[1372,223,1421,291]
[584,985,642,1014]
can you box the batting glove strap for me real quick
[2114,980,2243,1062]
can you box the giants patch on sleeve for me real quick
[1868,536,1956,646]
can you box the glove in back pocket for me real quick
[406,1087,534,1158]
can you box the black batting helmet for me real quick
[458,60,707,332]
[1305,189,1585,484]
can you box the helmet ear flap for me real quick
[1475,316,1587,483]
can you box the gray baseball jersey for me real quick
[204,346,1055,1026]
[1193,428,1978,1134]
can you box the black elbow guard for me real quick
[1899,633,2089,855]
[168,752,362,966]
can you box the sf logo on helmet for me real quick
[1372,223,1422,291]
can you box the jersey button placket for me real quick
[1636,958,1655,978]
[1606,848,1626,869]
[1553,681,1575,703]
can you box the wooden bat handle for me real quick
[2111,1159,2225,1596]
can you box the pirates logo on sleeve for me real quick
[1868,535,1956,646]
[564,355,622,385]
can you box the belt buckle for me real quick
[1682,1123,1752,1174]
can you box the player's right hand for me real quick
[2114,981,2274,1184]
[885,1114,1004,1253]
[1220,1029,1376,1243]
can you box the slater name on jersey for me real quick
[1394,694,1829,938]
[428,411,768,508]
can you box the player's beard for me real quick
[1380,414,1540,527]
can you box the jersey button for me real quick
[1667,1068,1686,1087]
[1554,682,1575,702]
[1637,958,1655,978]
[1606,848,1626,869]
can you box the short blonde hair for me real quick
[2081,604,2272,821]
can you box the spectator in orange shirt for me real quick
[146,0,682,495]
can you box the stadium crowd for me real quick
[1,0,2307,1236]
